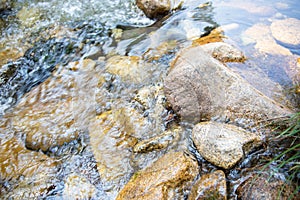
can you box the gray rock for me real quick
[188,170,227,200]
[192,122,261,169]
[116,151,198,200]
[164,46,291,124]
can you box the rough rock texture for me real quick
[11,59,98,152]
[201,42,246,63]
[192,122,261,169]
[164,46,291,124]
[188,170,227,200]
[271,18,300,47]
[116,151,198,200]
[63,174,97,199]
[236,173,298,200]
[242,23,292,55]
[136,0,182,19]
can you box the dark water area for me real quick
[0,0,299,199]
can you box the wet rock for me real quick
[116,151,198,200]
[136,0,183,19]
[133,128,180,153]
[201,42,246,63]
[63,174,97,199]
[164,46,291,124]
[105,55,156,84]
[236,173,298,200]
[88,105,154,197]
[0,134,59,199]
[192,122,261,169]
[188,170,227,200]
[242,23,292,55]
[11,59,99,152]
[270,18,300,47]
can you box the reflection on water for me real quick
[0,0,299,199]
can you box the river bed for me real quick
[0,0,299,199]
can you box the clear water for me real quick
[0,0,299,199]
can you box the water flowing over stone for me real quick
[164,46,291,124]
[188,170,227,200]
[116,151,198,200]
[192,122,261,169]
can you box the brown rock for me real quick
[116,151,198,200]
[164,46,291,124]
[192,122,261,169]
[188,170,227,200]
[136,0,171,19]
[236,173,298,200]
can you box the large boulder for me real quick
[188,170,227,200]
[192,122,261,169]
[116,151,198,200]
[164,46,291,124]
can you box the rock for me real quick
[0,133,59,198]
[271,18,300,47]
[63,174,97,199]
[0,0,11,11]
[11,59,99,152]
[164,46,291,124]
[201,42,246,62]
[192,122,261,169]
[133,128,181,153]
[17,7,42,28]
[105,55,156,84]
[236,173,298,200]
[116,151,198,200]
[136,0,183,19]
[88,104,155,197]
[242,23,292,55]
[188,170,227,200]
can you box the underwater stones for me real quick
[105,55,155,84]
[63,174,97,199]
[164,46,291,124]
[188,170,227,200]
[271,18,300,47]
[192,122,261,169]
[88,105,152,196]
[116,151,198,200]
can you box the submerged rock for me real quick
[271,18,300,47]
[164,46,291,124]
[116,151,198,200]
[188,170,227,200]
[192,122,261,169]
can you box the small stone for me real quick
[271,18,300,46]
[188,170,227,200]
[116,151,198,200]
[192,122,261,169]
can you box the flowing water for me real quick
[0,0,299,199]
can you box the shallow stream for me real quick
[0,0,299,199]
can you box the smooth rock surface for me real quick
[116,151,198,200]
[164,46,291,124]
[136,0,182,19]
[192,122,261,169]
[271,18,300,46]
[188,170,227,200]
